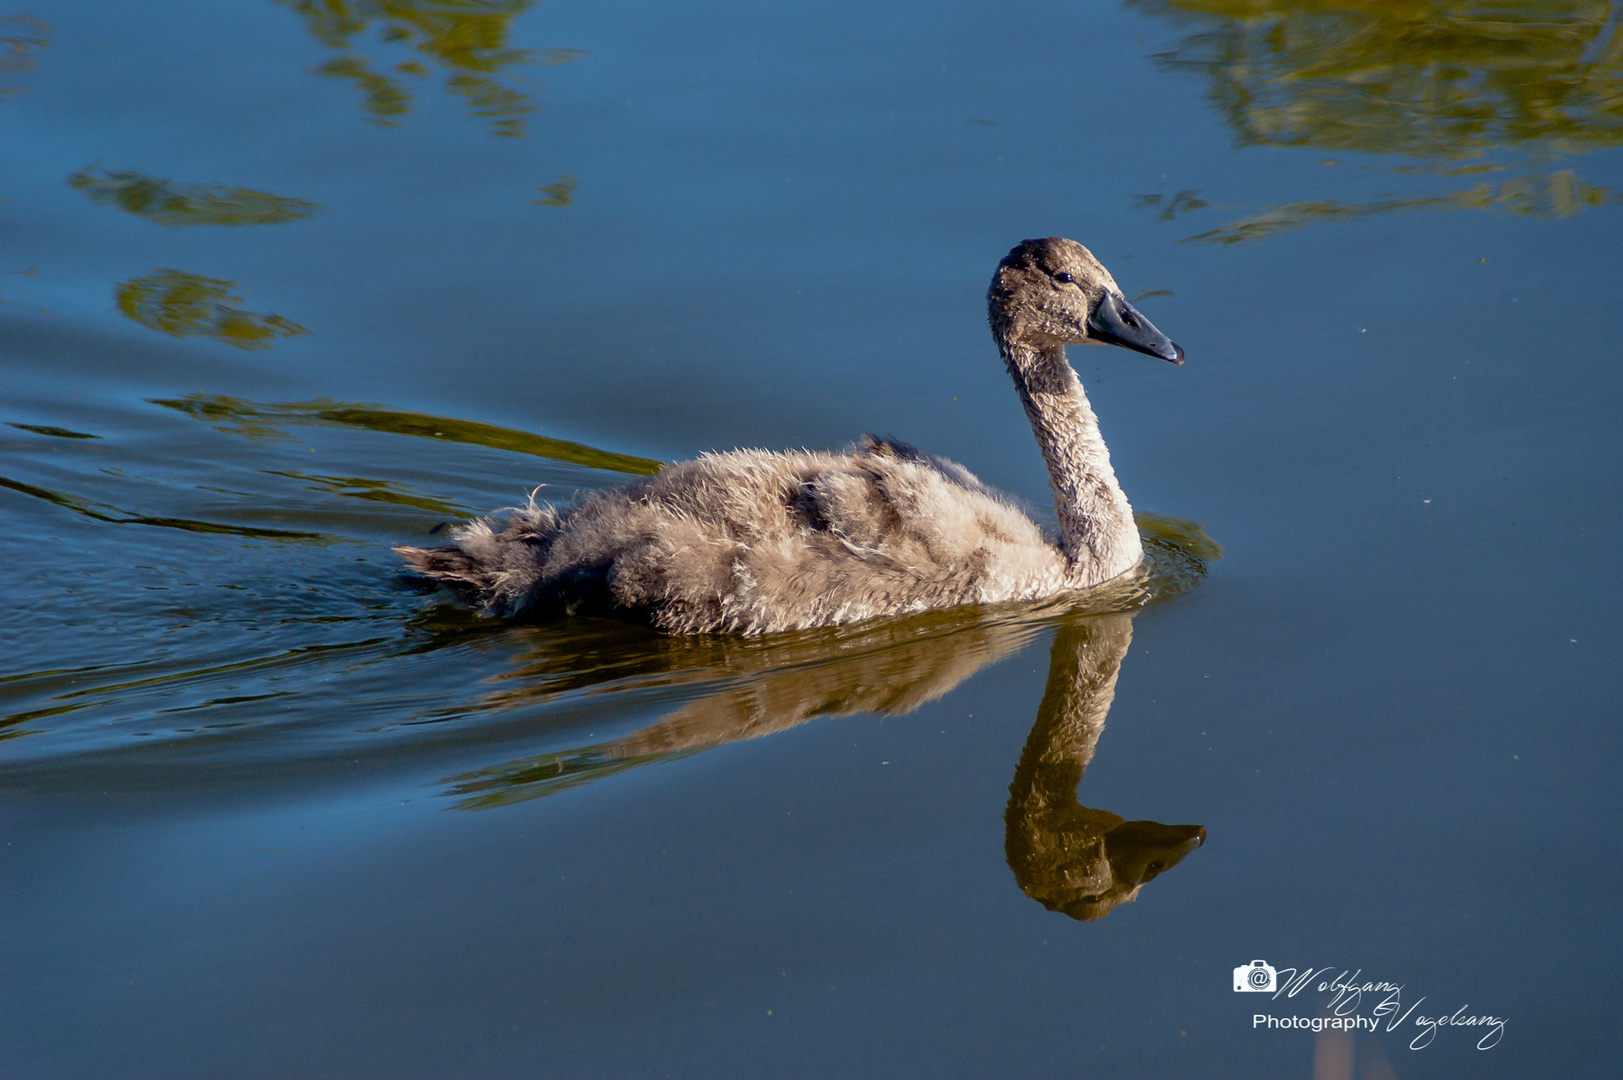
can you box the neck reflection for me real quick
[1004,615,1205,921]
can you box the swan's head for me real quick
[988,237,1184,365]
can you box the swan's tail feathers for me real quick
[393,543,497,591]
[395,505,571,617]
[394,517,519,596]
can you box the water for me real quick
[3,1,1620,1076]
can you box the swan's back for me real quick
[399,437,1067,634]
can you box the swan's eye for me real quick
[1053,271,1074,284]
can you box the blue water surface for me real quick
[2,1,1620,1077]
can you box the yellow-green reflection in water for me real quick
[70,166,321,227]
[1135,0,1623,239]
[0,14,48,95]
[151,393,665,475]
[1184,168,1623,244]
[274,0,585,138]
[1144,0,1623,156]
[531,174,577,207]
[115,270,310,349]
[261,470,471,516]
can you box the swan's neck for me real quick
[1002,340,1142,583]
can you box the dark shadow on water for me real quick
[0,473,330,541]
[7,423,99,439]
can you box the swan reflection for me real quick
[442,522,1215,921]
[1005,615,1204,920]
[0,15,50,87]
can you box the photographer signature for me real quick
[1270,967,1505,1049]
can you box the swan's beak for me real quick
[1087,292,1184,365]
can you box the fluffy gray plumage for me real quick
[396,237,1184,634]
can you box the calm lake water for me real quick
[3,1,1620,1076]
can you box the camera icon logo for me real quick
[1234,959,1277,992]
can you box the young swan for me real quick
[396,237,1183,634]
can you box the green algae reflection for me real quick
[1135,0,1623,240]
[151,394,664,476]
[71,166,321,228]
[115,270,310,349]
[1143,0,1623,158]
[0,14,48,95]
[276,0,586,138]
[530,174,577,207]
[1183,168,1623,244]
